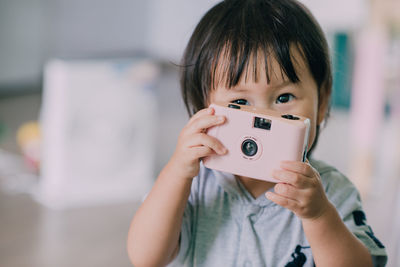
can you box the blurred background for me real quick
[0,0,399,266]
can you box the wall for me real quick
[0,0,149,91]
[0,0,368,92]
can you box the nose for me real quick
[251,101,273,112]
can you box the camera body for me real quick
[203,102,310,182]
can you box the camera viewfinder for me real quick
[254,117,271,130]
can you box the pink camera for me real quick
[203,102,310,182]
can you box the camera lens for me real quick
[241,139,258,157]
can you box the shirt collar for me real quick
[210,167,276,208]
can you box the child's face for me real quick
[208,49,328,151]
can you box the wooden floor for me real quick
[0,191,139,267]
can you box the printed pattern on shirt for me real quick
[285,245,313,267]
[353,210,385,249]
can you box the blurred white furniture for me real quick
[37,58,159,209]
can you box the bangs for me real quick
[210,42,301,91]
[207,0,302,89]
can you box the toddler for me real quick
[127,0,387,266]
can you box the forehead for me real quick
[212,45,310,89]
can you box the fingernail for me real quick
[220,147,227,154]
[218,116,225,122]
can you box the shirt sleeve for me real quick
[321,168,388,267]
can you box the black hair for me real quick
[180,0,332,154]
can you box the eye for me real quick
[276,93,295,104]
[231,99,249,105]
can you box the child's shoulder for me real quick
[309,158,358,196]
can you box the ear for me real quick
[317,91,330,126]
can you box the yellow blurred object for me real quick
[17,121,40,147]
[17,121,41,172]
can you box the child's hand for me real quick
[169,107,227,180]
[266,161,332,221]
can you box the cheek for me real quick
[305,103,319,151]
[305,101,320,150]
[208,89,222,104]
[301,105,319,151]
[307,123,317,151]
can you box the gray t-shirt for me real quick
[168,158,387,267]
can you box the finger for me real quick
[265,191,299,210]
[188,107,214,122]
[186,114,226,135]
[274,183,302,200]
[280,161,315,178]
[191,146,215,159]
[272,169,308,188]
[188,133,227,155]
